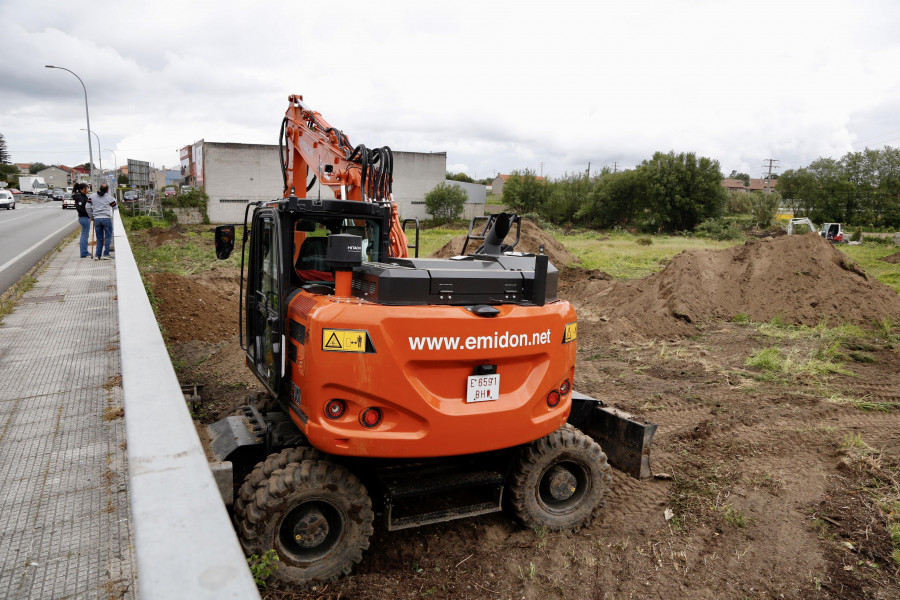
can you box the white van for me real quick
[0,190,16,210]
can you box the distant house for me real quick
[37,166,70,189]
[15,163,31,176]
[721,177,777,193]
[491,173,547,196]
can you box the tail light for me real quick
[559,379,571,395]
[360,407,382,428]
[546,390,561,408]
[325,399,346,419]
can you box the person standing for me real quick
[72,183,92,258]
[88,183,117,260]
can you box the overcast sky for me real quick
[2,0,899,182]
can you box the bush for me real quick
[694,218,744,241]
[424,182,467,224]
[851,227,863,242]
[130,215,154,230]
[749,191,780,228]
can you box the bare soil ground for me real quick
[141,224,900,599]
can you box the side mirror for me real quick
[215,225,235,260]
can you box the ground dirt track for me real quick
[142,223,900,599]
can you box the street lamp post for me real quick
[80,129,102,185]
[45,65,94,189]
[104,149,118,185]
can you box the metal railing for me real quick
[113,211,261,599]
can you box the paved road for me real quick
[0,200,79,294]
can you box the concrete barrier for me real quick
[113,211,261,599]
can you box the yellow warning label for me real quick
[563,322,577,344]
[322,329,370,353]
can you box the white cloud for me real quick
[2,0,899,181]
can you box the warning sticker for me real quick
[562,322,577,344]
[321,329,374,353]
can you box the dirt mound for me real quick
[880,251,900,264]
[430,219,578,268]
[145,226,187,247]
[569,233,900,341]
[146,272,239,343]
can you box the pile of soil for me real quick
[431,218,579,268]
[880,251,900,264]
[566,233,900,341]
[145,272,239,343]
[145,225,187,247]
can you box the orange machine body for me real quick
[284,291,577,458]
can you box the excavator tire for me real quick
[236,459,374,588]
[233,446,320,523]
[507,424,611,531]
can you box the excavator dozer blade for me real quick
[567,391,657,480]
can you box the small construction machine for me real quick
[208,95,656,588]
[786,217,846,242]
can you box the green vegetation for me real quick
[0,275,36,326]
[126,220,244,276]
[840,242,900,293]
[247,549,279,589]
[562,230,741,278]
[424,182,467,224]
[416,225,467,257]
[779,146,900,228]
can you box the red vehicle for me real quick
[164,187,176,198]
[208,95,655,589]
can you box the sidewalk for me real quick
[0,238,136,599]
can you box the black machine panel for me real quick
[351,254,558,306]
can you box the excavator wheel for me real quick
[507,424,611,531]
[233,446,320,524]
[236,459,374,588]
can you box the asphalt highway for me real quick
[0,199,79,294]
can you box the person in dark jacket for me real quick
[73,183,92,258]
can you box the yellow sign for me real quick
[563,322,577,343]
[322,329,371,353]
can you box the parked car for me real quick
[0,190,15,210]
[164,187,176,198]
[62,193,75,209]
[123,190,140,201]
[39,188,54,198]
[51,189,65,201]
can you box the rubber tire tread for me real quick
[508,423,611,531]
[233,446,320,523]
[236,459,374,588]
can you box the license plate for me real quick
[466,374,500,403]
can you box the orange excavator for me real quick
[209,94,656,589]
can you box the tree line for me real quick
[778,146,900,228]
[501,151,729,232]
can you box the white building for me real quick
[182,140,483,223]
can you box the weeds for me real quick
[720,505,750,528]
[247,549,279,589]
[102,406,124,421]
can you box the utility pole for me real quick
[540,162,546,178]
[613,161,619,173]
[761,158,779,193]
[586,162,590,179]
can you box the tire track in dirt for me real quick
[598,472,669,531]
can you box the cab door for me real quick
[246,209,284,394]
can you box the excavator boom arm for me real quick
[280,94,409,257]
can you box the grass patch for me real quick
[828,393,899,413]
[0,275,37,326]
[840,242,900,293]
[126,223,244,276]
[416,226,467,257]
[561,230,742,279]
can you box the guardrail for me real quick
[113,211,261,599]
